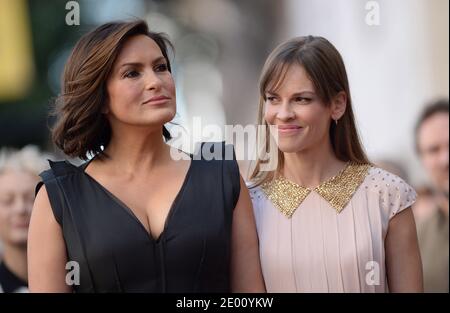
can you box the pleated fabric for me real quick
[250,167,416,293]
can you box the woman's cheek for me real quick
[165,76,176,97]
[264,105,275,124]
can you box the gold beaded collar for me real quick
[261,162,371,218]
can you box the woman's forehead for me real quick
[115,35,163,64]
[265,62,314,93]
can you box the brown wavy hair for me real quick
[52,20,173,160]
[249,36,370,187]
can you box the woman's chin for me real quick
[130,112,175,127]
[277,139,305,153]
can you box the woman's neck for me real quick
[281,140,347,188]
[2,244,28,283]
[102,126,171,176]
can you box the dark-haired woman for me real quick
[27,20,265,293]
[248,36,423,292]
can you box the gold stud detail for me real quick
[261,162,371,217]
[261,177,311,218]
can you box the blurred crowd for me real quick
[0,146,51,292]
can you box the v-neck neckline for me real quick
[72,154,194,243]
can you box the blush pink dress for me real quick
[249,166,416,293]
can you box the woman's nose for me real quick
[144,71,163,91]
[276,102,295,121]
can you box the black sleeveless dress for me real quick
[35,142,240,293]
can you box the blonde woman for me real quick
[249,36,423,292]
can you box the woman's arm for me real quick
[230,176,266,292]
[385,207,423,292]
[27,185,72,292]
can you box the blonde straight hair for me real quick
[249,36,370,187]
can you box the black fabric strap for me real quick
[35,160,75,226]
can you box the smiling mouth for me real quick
[277,125,303,133]
[142,96,171,105]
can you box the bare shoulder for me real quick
[33,185,55,221]
[389,206,416,229]
[29,184,64,247]
[30,184,62,240]
[28,185,70,292]
[35,184,50,206]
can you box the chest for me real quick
[105,179,181,213]
[85,170,189,240]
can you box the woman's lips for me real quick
[142,96,171,106]
[277,125,303,134]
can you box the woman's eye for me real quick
[266,96,277,102]
[295,97,311,103]
[155,63,168,72]
[124,70,140,78]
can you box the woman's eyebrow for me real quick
[119,62,142,68]
[151,56,166,64]
[118,56,166,69]
[290,91,315,97]
[266,90,315,96]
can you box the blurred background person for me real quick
[413,185,437,224]
[0,145,49,293]
[414,99,449,293]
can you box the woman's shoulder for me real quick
[190,141,239,179]
[191,141,237,162]
[35,159,83,194]
[187,142,241,207]
[364,166,415,193]
[246,182,264,197]
[363,166,417,219]
[38,159,83,178]
[246,182,267,213]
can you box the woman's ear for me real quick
[331,91,347,120]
